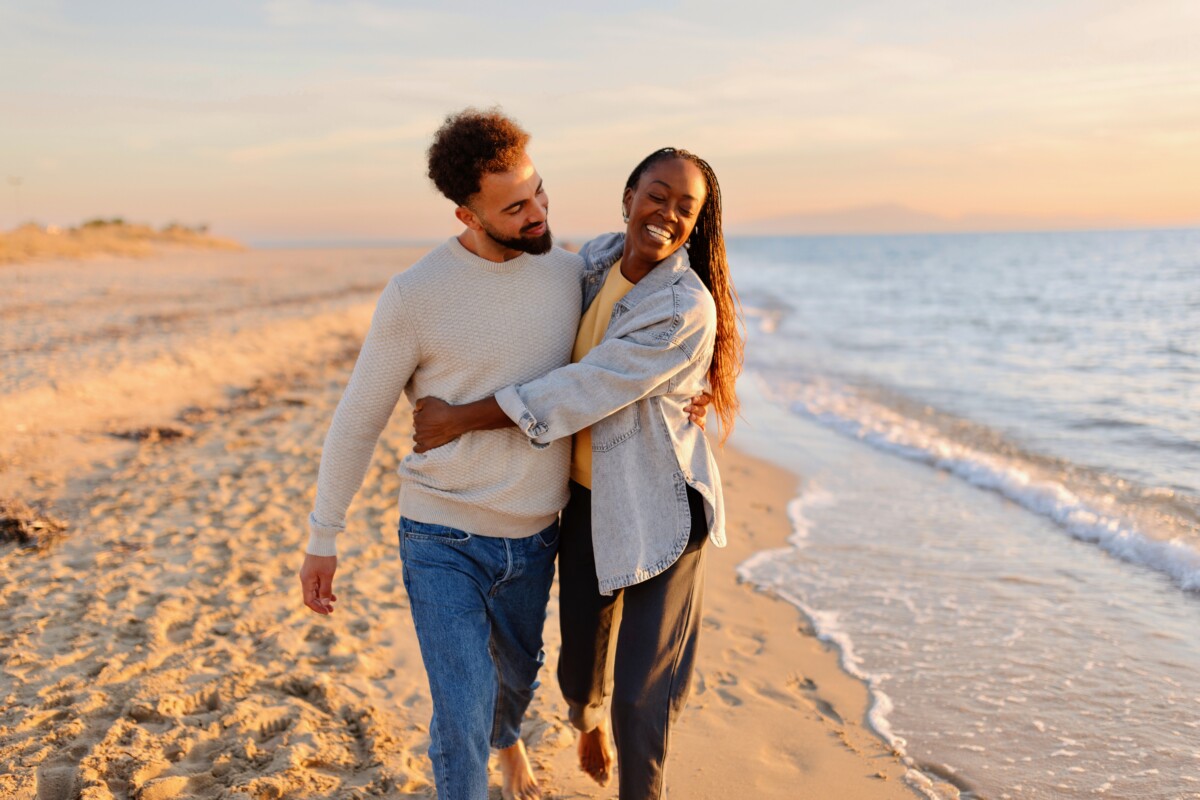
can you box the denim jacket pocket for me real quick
[592,403,641,452]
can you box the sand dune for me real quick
[0,221,242,265]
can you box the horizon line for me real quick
[247,223,1200,249]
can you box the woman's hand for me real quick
[412,396,469,453]
[686,392,712,430]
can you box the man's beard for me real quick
[480,219,553,255]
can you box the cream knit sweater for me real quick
[307,237,583,556]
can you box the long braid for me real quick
[625,148,744,441]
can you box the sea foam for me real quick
[758,373,1200,592]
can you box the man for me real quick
[298,109,707,798]
[299,108,579,800]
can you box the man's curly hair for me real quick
[427,108,531,207]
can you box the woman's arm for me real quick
[411,396,510,453]
[412,286,716,451]
[411,392,711,453]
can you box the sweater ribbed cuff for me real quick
[307,511,343,557]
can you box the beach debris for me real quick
[110,425,193,443]
[0,497,68,548]
[175,380,314,428]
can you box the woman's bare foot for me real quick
[498,740,541,800]
[577,720,614,786]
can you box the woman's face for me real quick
[622,157,707,264]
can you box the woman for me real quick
[412,147,742,799]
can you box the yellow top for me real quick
[570,261,635,489]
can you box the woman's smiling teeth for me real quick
[646,224,673,243]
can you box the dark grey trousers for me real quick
[557,480,708,800]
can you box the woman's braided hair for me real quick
[625,148,744,441]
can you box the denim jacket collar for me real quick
[579,232,692,313]
[498,231,724,594]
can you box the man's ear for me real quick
[455,205,483,232]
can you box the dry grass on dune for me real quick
[0,218,244,264]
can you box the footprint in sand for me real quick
[701,669,744,707]
[729,624,767,656]
[785,673,844,724]
[35,763,78,800]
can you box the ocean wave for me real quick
[756,373,1200,592]
[1066,416,1145,431]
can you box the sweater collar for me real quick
[445,235,534,274]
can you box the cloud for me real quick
[263,0,446,31]
[226,121,436,163]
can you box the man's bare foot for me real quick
[498,739,541,800]
[577,720,614,786]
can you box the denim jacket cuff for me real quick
[496,385,551,450]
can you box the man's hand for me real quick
[299,553,338,615]
[413,396,466,453]
[686,392,713,430]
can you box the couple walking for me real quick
[298,108,742,799]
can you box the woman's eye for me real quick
[649,194,665,202]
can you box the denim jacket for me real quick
[495,232,726,594]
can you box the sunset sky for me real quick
[2,0,1198,241]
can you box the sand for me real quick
[0,248,923,799]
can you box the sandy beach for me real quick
[0,248,923,799]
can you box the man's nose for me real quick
[530,195,549,222]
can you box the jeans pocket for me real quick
[534,521,560,549]
[400,517,472,544]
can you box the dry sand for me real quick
[1,249,923,799]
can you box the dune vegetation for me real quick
[0,218,243,264]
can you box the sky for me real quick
[2,0,1199,241]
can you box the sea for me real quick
[726,228,1200,800]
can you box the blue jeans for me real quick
[399,517,559,800]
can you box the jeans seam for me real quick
[488,636,505,747]
[490,539,516,597]
[432,717,452,797]
[655,553,701,799]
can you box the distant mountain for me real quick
[731,203,1143,236]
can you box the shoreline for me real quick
[1,248,922,798]
[667,442,925,797]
